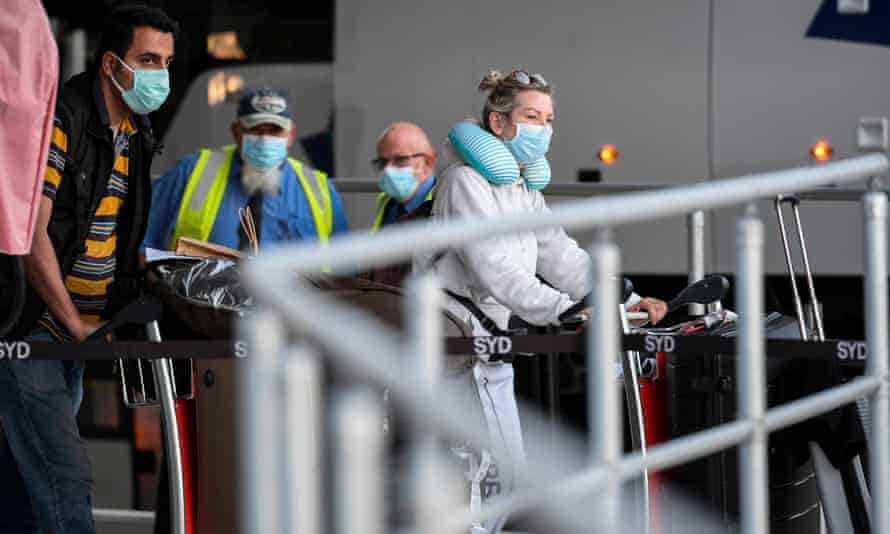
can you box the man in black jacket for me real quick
[0,5,177,532]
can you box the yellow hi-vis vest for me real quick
[169,145,333,249]
[371,186,435,232]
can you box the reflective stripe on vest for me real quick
[169,147,333,249]
[169,147,233,249]
[371,186,435,233]
[288,158,333,244]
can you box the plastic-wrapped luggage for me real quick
[143,256,472,534]
[145,257,471,339]
[145,258,250,339]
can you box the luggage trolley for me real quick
[619,275,732,533]
[609,197,871,534]
[121,257,475,534]
[102,256,251,534]
[638,309,829,533]
[103,242,871,534]
[548,274,733,534]
[125,256,744,534]
[92,292,194,534]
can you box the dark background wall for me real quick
[43,0,334,140]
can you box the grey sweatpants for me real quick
[443,316,526,534]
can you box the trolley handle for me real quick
[626,312,650,322]
[666,274,730,314]
[558,277,635,322]
[564,275,730,328]
[86,295,163,341]
[86,295,168,408]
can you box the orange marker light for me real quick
[598,144,619,165]
[810,141,832,162]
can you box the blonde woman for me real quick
[432,70,666,533]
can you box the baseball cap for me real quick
[237,88,292,130]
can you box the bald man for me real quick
[371,122,437,231]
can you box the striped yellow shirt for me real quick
[39,116,134,340]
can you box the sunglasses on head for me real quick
[506,70,548,87]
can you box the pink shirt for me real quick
[0,0,58,254]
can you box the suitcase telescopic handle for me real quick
[774,195,825,341]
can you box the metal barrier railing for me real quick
[93,508,155,526]
[241,154,890,534]
[331,177,890,200]
[334,178,890,316]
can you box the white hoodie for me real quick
[429,142,595,330]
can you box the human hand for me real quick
[628,297,667,325]
[559,307,592,331]
[71,320,108,343]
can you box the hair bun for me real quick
[478,70,502,91]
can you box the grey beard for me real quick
[241,163,281,196]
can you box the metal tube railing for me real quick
[250,269,884,531]
[284,346,322,534]
[243,153,890,534]
[864,190,890,534]
[257,155,885,276]
[238,313,286,534]
[249,277,505,454]
[453,375,884,531]
[764,377,881,433]
[334,176,875,308]
[588,237,622,531]
[405,274,448,532]
[736,209,768,534]
[92,508,156,525]
[333,389,384,534]
[331,178,890,201]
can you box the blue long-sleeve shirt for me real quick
[143,152,349,251]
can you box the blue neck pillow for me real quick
[447,121,551,190]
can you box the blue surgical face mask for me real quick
[109,54,170,115]
[241,134,288,169]
[504,123,552,164]
[379,165,418,200]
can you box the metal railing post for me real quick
[405,274,454,533]
[238,313,285,534]
[588,234,622,532]
[333,389,384,534]
[736,208,769,534]
[864,191,890,534]
[405,273,443,398]
[284,345,323,534]
[688,210,707,316]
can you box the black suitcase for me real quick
[664,314,822,533]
